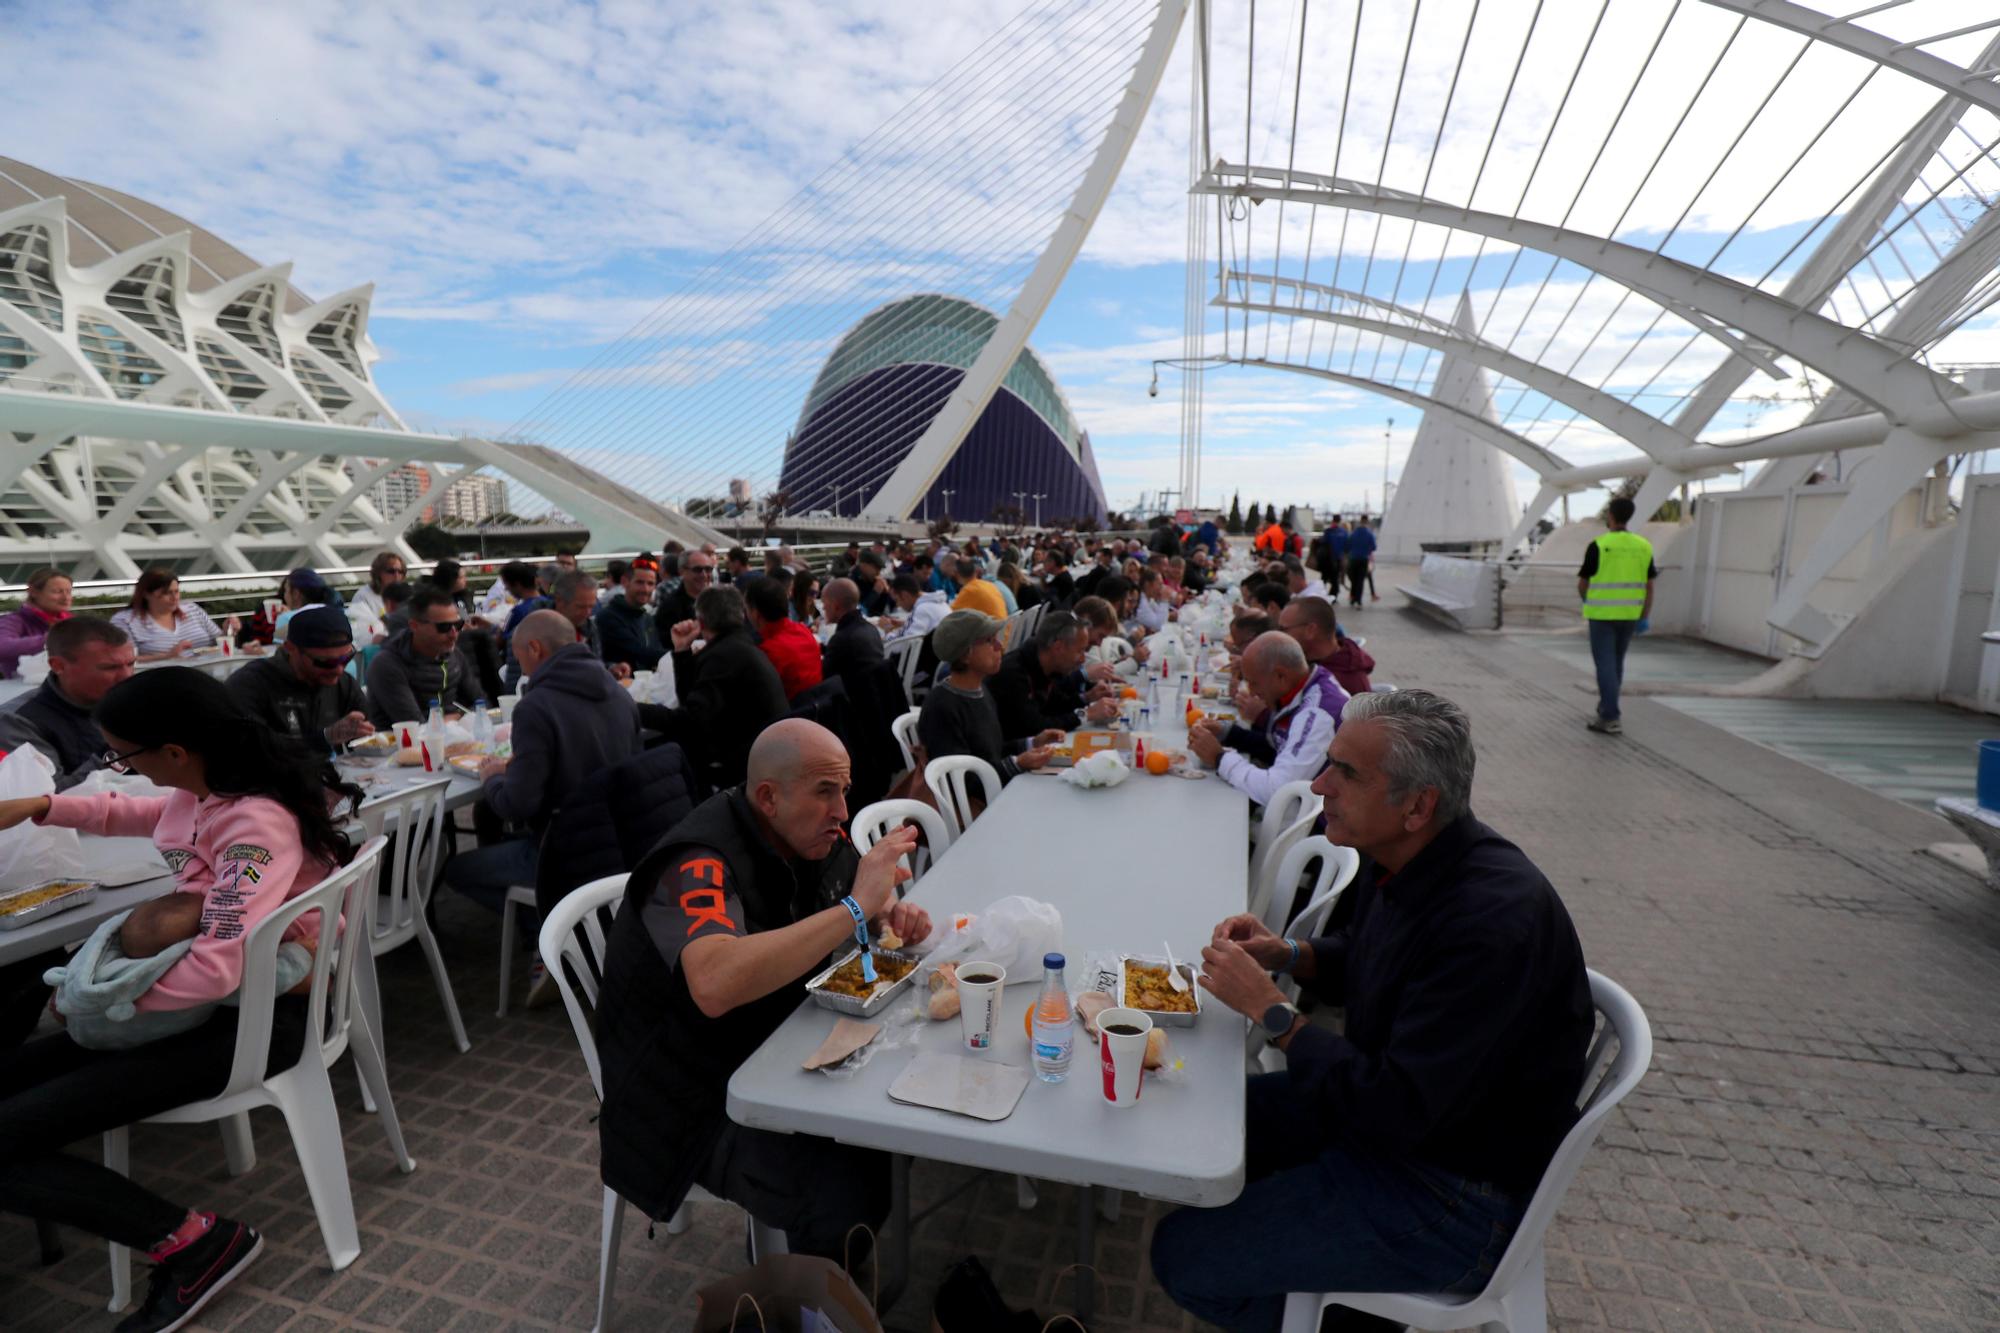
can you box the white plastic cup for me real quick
[262,599,282,621]
[497,694,520,723]
[956,961,1007,1053]
[1097,1007,1153,1108]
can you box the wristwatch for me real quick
[1260,1001,1304,1045]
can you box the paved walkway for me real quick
[5,604,1998,1331]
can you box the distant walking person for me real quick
[1579,496,1656,735]
[1344,518,1377,608]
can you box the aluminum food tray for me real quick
[804,946,923,1018]
[0,880,99,932]
[1117,956,1202,1027]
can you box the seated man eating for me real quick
[1153,689,1594,1331]
[1187,631,1346,804]
[594,719,929,1259]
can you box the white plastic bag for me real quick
[15,650,48,685]
[0,745,82,887]
[920,895,1063,980]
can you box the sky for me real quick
[12,0,2000,523]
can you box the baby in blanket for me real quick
[44,893,313,1049]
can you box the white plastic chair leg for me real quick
[595,1186,624,1333]
[747,1216,788,1263]
[1014,1175,1038,1210]
[349,1006,416,1174]
[353,950,382,1114]
[1279,1292,1320,1333]
[666,1202,693,1236]
[496,893,519,1018]
[103,1128,131,1312]
[268,1063,363,1270]
[415,914,471,1053]
[1490,1250,1547,1332]
[219,1111,257,1176]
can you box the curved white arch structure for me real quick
[0,159,724,576]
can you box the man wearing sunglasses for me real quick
[366,586,484,728]
[657,549,715,627]
[228,605,373,752]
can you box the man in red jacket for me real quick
[745,576,822,701]
[1278,595,1375,696]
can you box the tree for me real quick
[405,522,459,561]
[758,489,791,537]
[927,514,960,541]
[989,501,1026,532]
[1225,492,1243,535]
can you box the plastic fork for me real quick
[1163,939,1190,992]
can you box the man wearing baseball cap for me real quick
[914,611,1062,805]
[228,604,373,752]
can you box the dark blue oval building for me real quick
[778,295,1108,524]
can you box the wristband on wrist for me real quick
[1283,937,1301,974]
[841,896,866,925]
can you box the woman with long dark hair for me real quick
[0,668,361,1330]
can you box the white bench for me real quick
[1398,555,1500,630]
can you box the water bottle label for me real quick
[1034,1040,1070,1063]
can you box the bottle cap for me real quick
[1044,952,1065,970]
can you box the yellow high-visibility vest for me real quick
[1582,530,1653,621]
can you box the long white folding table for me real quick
[728,761,1250,1318]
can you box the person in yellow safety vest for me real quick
[1577,495,1657,736]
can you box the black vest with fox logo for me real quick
[595,786,860,1222]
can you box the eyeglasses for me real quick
[426,619,465,634]
[302,649,357,668]
[686,563,715,574]
[98,743,156,774]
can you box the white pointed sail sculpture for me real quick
[1378,296,1521,561]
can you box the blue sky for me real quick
[15,0,1999,521]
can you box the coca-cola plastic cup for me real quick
[1097,1007,1153,1108]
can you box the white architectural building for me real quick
[0,156,724,579]
[1378,297,1521,562]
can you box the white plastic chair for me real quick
[353,777,468,1053]
[851,798,952,888]
[1249,837,1360,1075]
[1247,780,1321,897]
[890,707,923,775]
[538,875,785,1333]
[997,611,1025,650]
[1280,970,1653,1333]
[886,635,925,706]
[106,838,412,1311]
[925,754,1001,841]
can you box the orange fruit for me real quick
[1024,1006,1035,1039]
[1145,749,1171,776]
[1119,686,1139,700]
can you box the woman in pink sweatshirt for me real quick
[0,667,361,1331]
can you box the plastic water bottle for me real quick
[1031,953,1073,1083]
[416,697,444,771]
[469,697,493,749]
[1137,705,1151,735]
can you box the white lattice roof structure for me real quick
[1186,0,2000,650]
[0,157,723,578]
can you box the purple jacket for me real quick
[0,605,63,679]
[1217,664,1350,805]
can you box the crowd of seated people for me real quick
[0,516,1480,1333]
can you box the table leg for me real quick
[1074,1184,1097,1325]
[879,1153,911,1315]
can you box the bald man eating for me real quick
[1188,631,1348,804]
[594,719,928,1260]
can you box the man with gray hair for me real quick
[1157,688,1594,1331]
[1187,631,1347,804]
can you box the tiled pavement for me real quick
[5,606,1999,1331]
